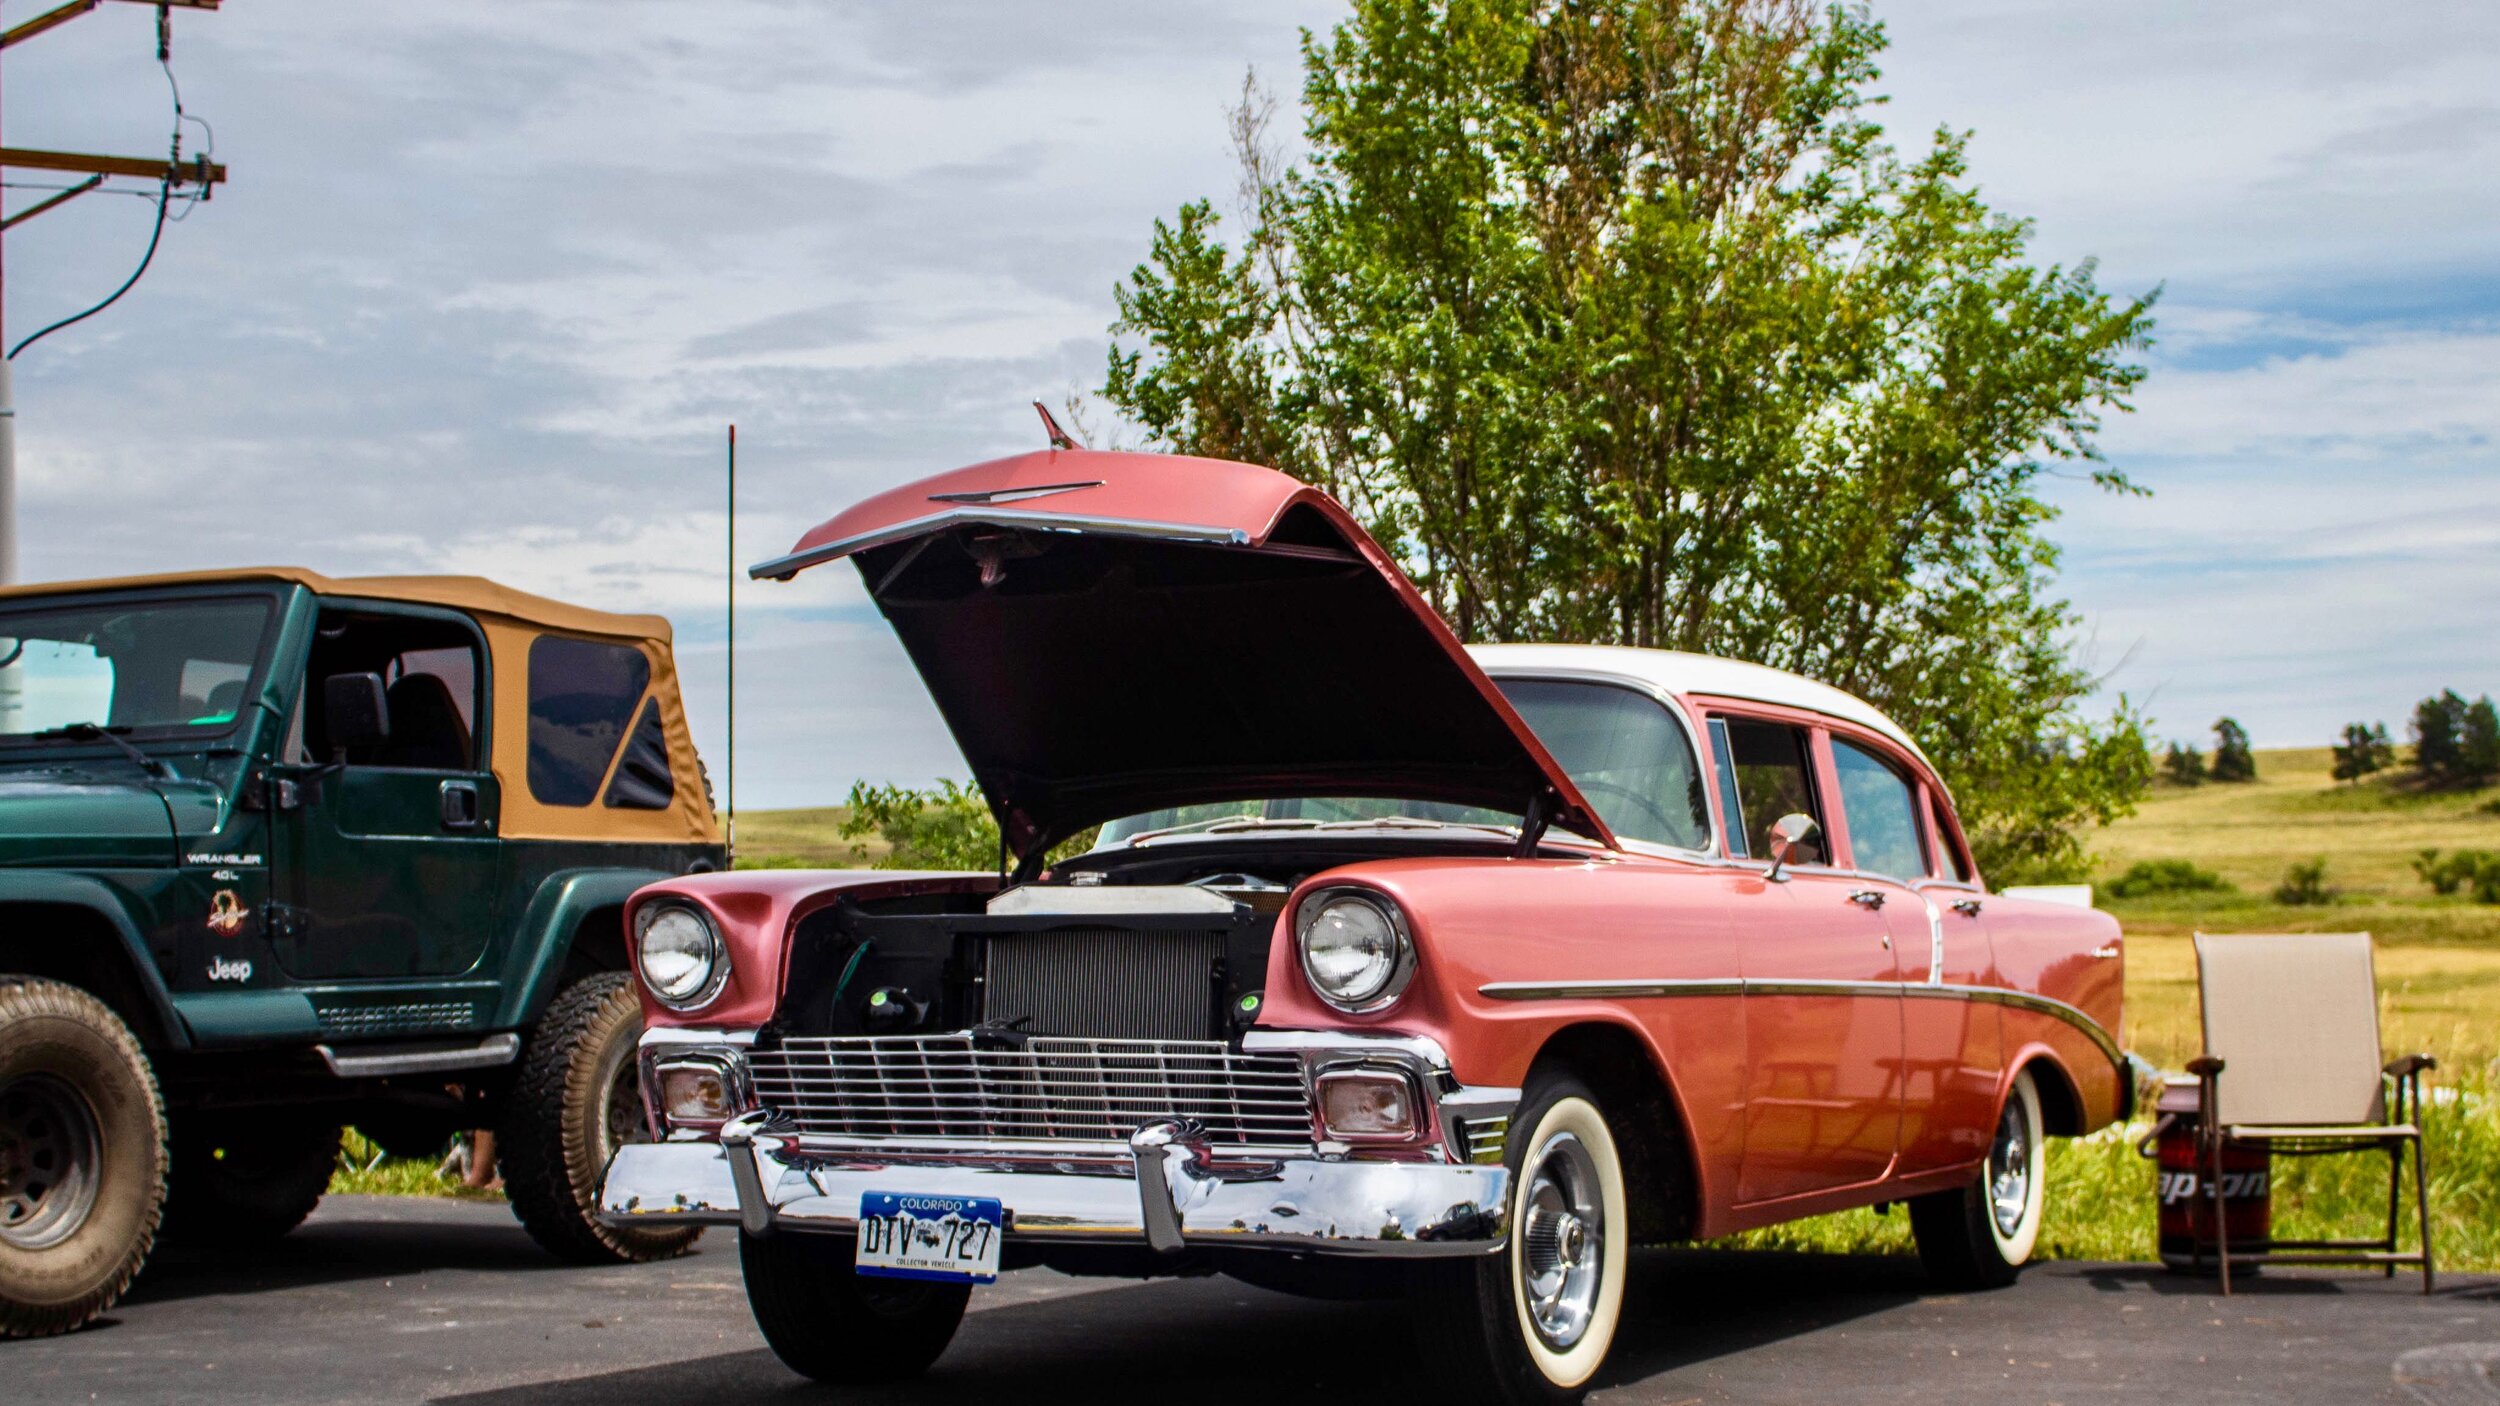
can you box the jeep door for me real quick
[272,604,502,981]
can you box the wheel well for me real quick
[1527,1021,1697,1244]
[0,902,175,1048]
[555,904,629,990]
[2020,1055,2085,1137]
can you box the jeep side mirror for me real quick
[1764,812,1821,882]
[323,672,391,762]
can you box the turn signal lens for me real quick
[658,1063,735,1124]
[1317,1069,1419,1140]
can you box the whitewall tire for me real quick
[1910,1066,2046,1289]
[1415,1073,1630,1404]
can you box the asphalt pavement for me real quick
[11,1195,2496,1404]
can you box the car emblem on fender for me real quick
[206,889,247,937]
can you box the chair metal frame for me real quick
[2187,930,2436,1295]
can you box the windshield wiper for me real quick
[31,722,178,782]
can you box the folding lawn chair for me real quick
[2189,931,2436,1293]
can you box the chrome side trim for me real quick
[1477,977,2125,1072]
[749,508,1253,580]
[315,1032,519,1078]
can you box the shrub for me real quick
[2418,849,2500,903]
[2209,717,2257,782]
[2161,742,2205,786]
[2107,858,2232,899]
[2274,857,2337,906]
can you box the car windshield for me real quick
[0,596,276,741]
[1096,677,1712,852]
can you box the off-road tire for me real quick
[0,977,167,1338]
[499,972,699,1265]
[1412,1071,1631,1406]
[161,1109,339,1245]
[739,1231,970,1383]
[1910,1066,2047,1290]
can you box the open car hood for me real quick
[755,448,1612,858]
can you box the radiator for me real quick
[981,926,1226,1042]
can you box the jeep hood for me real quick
[0,773,180,867]
[755,449,1611,857]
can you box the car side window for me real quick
[300,608,485,770]
[1714,716,1823,865]
[526,635,652,807]
[1832,736,1927,880]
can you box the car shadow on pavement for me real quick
[433,1246,1926,1406]
[120,1209,593,1308]
[2077,1262,2436,1297]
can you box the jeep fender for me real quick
[0,871,189,1050]
[494,868,678,1029]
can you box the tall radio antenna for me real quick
[725,423,736,862]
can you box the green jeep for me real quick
[0,568,725,1335]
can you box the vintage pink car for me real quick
[599,446,2129,1403]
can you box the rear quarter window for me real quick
[526,636,651,806]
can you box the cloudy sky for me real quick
[7,0,2496,808]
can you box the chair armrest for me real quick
[2384,1053,2437,1078]
[2185,1056,2226,1077]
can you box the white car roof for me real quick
[1468,642,1935,771]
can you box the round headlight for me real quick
[636,903,729,1010]
[1296,888,1414,1012]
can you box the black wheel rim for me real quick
[0,1073,104,1251]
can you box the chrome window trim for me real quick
[748,508,1252,580]
[1476,976,2125,1073]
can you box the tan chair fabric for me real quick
[2195,931,2385,1127]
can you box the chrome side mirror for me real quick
[1764,813,1821,882]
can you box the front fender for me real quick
[493,867,680,1028]
[0,870,189,1049]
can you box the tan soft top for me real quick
[0,566,671,643]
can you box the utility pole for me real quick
[0,0,226,585]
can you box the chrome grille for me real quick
[749,1034,1315,1151]
[982,927,1226,1041]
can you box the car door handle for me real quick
[440,780,483,831]
[1952,898,1983,917]
[1848,889,1886,910]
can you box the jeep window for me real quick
[0,596,274,739]
[299,609,485,769]
[527,635,650,806]
[1831,735,1928,880]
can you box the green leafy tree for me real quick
[2331,721,2394,783]
[2463,695,2500,785]
[2161,741,2205,787]
[2411,690,2468,781]
[1101,0,2156,882]
[838,780,1103,872]
[2208,716,2256,782]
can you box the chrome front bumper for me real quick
[601,1029,1514,1258]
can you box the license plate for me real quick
[855,1192,1004,1283]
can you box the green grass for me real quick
[726,804,886,869]
[326,1128,504,1201]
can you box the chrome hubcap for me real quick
[0,1074,104,1251]
[1519,1130,1604,1349]
[1987,1095,2031,1238]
